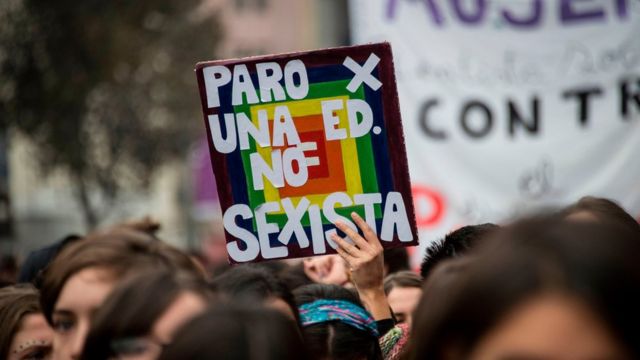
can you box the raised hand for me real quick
[332,212,391,321]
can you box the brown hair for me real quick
[406,216,640,359]
[81,270,213,360]
[0,285,42,358]
[39,228,201,324]
[561,196,640,234]
[384,270,422,295]
[158,304,307,360]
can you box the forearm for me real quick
[357,286,392,321]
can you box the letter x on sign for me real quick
[343,53,382,93]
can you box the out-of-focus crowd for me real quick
[1,196,639,360]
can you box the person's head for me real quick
[279,262,315,290]
[383,271,422,327]
[420,256,471,305]
[158,304,306,360]
[212,264,299,323]
[39,228,201,360]
[0,285,54,360]
[383,248,410,276]
[420,223,498,280]
[561,196,640,234]
[294,284,382,360]
[81,270,212,360]
[18,235,81,286]
[407,216,640,360]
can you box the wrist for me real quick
[358,285,386,299]
[356,286,391,320]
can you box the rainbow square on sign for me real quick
[195,43,418,263]
[235,80,380,226]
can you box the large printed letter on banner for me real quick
[195,43,418,263]
[350,0,640,266]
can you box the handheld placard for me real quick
[195,42,418,263]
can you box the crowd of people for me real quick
[1,196,639,359]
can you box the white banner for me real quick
[349,0,640,264]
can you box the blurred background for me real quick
[0,0,638,269]
[0,0,349,260]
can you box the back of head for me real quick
[158,304,305,360]
[81,270,211,360]
[408,215,640,359]
[39,228,201,325]
[383,247,410,275]
[420,223,498,279]
[17,235,81,285]
[279,262,314,290]
[294,284,382,360]
[562,196,640,235]
[0,285,41,359]
[213,264,286,298]
[212,264,299,323]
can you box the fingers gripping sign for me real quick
[331,212,391,322]
[331,212,385,290]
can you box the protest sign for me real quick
[195,43,418,263]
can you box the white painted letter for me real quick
[322,100,347,141]
[231,64,259,106]
[250,150,284,190]
[347,99,374,138]
[208,114,237,154]
[223,204,260,262]
[284,60,309,100]
[256,62,286,102]
[255,202,288,259]
[308,205,326,254]
[203,66,231,108]
[282,147,308,187]
[272,105,301,147]
[237,110,270,150]
[279,197,310,248]
[380,192,413,242]
[323,192,357,247]
[354,193,383,235]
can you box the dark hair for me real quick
[20,218,157,285]
[407,216,640,359]
[294,284,383,360]
[420,257,470,303]
[0,285,42,359]
[383,247,410,275]
[279,262,314,290]
[212,264,300,324]
[81,270,212,360]
[0,254,18,286]
[18,235,81,285]
[158,304,306,360]
[561,196,640,235]
[420,223,498,279]
[383,271,422,295]
[39,228,202,324]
